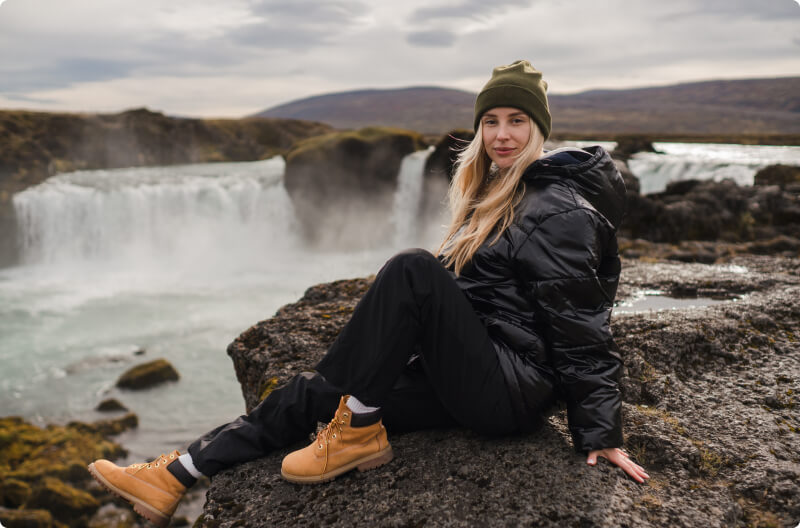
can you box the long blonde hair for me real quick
[436,120,545,275]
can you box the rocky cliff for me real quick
[283,127,428,248]
[200,253,799,527]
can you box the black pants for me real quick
[189,249,518,476]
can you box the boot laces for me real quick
[130,452,177,472]
[316,413,347,449]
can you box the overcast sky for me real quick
[0,0,798,117]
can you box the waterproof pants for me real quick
[188,248,518,476]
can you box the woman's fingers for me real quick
[587,448,650,483]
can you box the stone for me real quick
[0,478,31,508]
[95,398,128,412]
[27,477,100,522]
[115,358,179,390]
[0,507,53,528]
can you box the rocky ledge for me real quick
[200,254,799,527]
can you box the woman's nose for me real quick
[496,124,510,140]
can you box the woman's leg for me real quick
[316,248,517,435]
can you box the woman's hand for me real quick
[587,448,649,483]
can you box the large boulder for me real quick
[207,256,800,527]
[283,127,427,248]
[115,358,179,390]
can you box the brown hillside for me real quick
[255,78,800,140]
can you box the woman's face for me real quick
[480,107,531,169]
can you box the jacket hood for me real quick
[522,146,626,229]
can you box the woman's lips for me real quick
[495,148,515,155]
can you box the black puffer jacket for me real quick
[448,145,626,453]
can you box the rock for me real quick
[611,135,659,161]
[754,164,800,188]
[86,503,138,528]
[0,416,126,482]
[613,158,641,194]
[115,358,179,390]
[95,398,128,412]
[423,129,474,181]
[27,477,100,522]
[209,255,800,527]
[0,507,53,528]
[283,127,428,248]
[0,478,31,508]
[70,413,139,437]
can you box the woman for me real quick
[89,60,648,528]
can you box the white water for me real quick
[1,154,443,463]
[628,143,800,195]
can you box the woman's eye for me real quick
[483,119,497,126]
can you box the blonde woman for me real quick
[89,60,647,528]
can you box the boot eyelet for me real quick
[332,434,337,439]
[147,465,151,469]
[343,413,349,417]
[317,444,323,449]
[170,454,175,459]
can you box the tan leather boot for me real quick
[281,396,393,484]
[88,450,186,528]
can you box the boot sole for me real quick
[281,446,394,484]
[88,462,171,528]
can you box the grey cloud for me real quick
[229,0,371,50]
[661,0,800,21]
[408,0,530,24]
[0,57,139,93]
[406,29,456,47]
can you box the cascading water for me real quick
[627,143,800,195]
[0,151,437,469]
[390,146,435,248]
[13,158,299,270]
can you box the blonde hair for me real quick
[436,119,545,275]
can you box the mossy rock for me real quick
[283,127,428,246]
[27,477,99,522]
[0,416,126,482]
[0,478,31,508]
[115,358,179,390]
[95,399,127,412]
[0,506,53,528]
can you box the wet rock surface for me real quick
[204,254,799,527]
[115,358,180,390]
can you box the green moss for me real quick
[286,126,426,165]
[116,358,179,390]
[259,377,280,402]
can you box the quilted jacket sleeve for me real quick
[513,207,623,453]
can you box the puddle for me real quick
[615,289,737,314]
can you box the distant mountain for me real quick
[255,78,800,137]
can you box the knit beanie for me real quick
[473,60,552,139]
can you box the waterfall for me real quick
[12,158,298,271]
[390,147,435,248]
[627,143,800,195]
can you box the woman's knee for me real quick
[381,248,442,277]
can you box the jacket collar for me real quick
[522,146,626,229]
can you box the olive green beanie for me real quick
[473,60,552,138]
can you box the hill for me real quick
[255,78,800,139]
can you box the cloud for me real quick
[406,30,456,47]
[660,0,800,21]
[408,0,529,23]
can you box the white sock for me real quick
[346,395,380,414]
[178,453,205,479]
